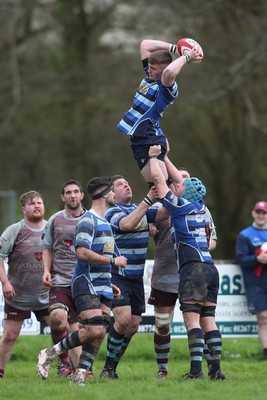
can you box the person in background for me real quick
[37,176,127,386]
[236,201,267,361]
[117,37,203,185]
[41,179,91,377]
[148,166,217,380]
[148,145,225,380]
[0,191,49,379]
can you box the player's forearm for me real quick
[164,155,183,184]
[119,202,150,231]
[161,56,187,87]
[76,246,112,265]
[140,39,174,60]
[42,248,53,272]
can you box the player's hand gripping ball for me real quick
[177,38,204,64]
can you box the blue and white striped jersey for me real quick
[117,61,178,138]
[105,203,157,280]
[73,209,115,299]
[162,191,213,268]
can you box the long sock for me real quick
[187,328,204,375]
[77,343,99,371]
[154,333,170,372]
[263,348,267,360]
[104,326,125,368]
[50,330,82,358]
[0,369,4,378]
[205,330,222,376]
[113,337,131,370]
[203,342,212,371]
[51,328,71,367]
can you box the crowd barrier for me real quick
[0,261,257,338]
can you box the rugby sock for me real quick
[205,330,222,376]
[0,369,4,378]
[203,342,212,370]
[154,332,170,372]
[77,343,98,371]
[187,328,204,375]
[55,330,82,354]
[263,348,267,360]
[113,337,131,370]
[104,326,124,368]
[50,327,71,367]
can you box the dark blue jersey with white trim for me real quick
[162,191,213,268]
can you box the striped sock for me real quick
[187,328,204,375]
[154,333,170,372]
[77,343,98,371]
[205,330,222,376]
[104,326,125,368]
[113,337,131,370]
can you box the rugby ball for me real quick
[261,242,267,253]
[177,38,203,64]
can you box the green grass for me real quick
[1,334,267,400]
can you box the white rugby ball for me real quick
[177,37,203,64]
[261,242,267,252]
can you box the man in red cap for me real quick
[236,201,267,360]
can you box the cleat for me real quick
[70,369,86,386]
[100,367,117,380]
[156,369,168,380]
[57,364,73,378]
[37,348,55,380]
[210,369,225,380]
[182,371,205,380]
[85,366,94,379]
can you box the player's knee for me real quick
[155,311,174,335]
[200,306,216,318]
[180,302,203,314]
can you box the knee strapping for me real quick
[201,306,216,318]
[78,314,111,328]
[49,303,69,314]
[154,311,174,335]
[180,303,203,314]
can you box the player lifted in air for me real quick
[117,37,203,186]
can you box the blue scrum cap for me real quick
[182,177,206,202]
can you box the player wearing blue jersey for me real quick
[148,166,218,380]
[117,38,202,184]
[148,145,225,380]
[100,175,166,379]
[236,201,267,360]
[37,177,127,386]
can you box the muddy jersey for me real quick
[0,219,48,311]
[151,205,217,293]
[41,209,85,286]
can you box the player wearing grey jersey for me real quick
[0,191,49,379]
[41,180,87,377]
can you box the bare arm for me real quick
[162,45,203,87]
[42,248,53,286]
[140,39,174,60]
[76,247,127,268]
[0,259,15,299]
[119,187,158,231]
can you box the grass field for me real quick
[1,334,267,400]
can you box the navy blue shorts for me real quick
[72,275,112,313]
[111,275,145,316]
[130,136,167,170]
[179,261,219,304]
[245,286,267,314]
